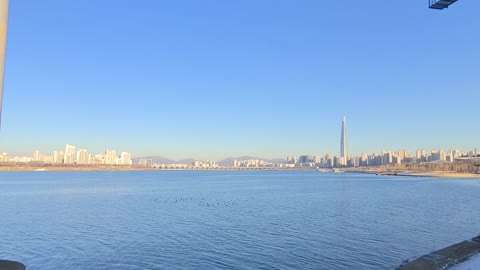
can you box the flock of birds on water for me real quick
[151,194,257,208]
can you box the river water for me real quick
[1,170,479,269]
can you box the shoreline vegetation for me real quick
[370,161,480,178]
[0,162,479,178]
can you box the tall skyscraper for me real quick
[340,116,348,158]
[0,0,9,127]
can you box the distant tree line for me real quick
[378,161,478,174]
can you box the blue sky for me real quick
[0,0,479,160]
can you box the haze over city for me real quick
[0,1,478,160]
[2,116,477,168]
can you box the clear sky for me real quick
[0,0,479,160]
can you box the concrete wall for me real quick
[396,236,480,270]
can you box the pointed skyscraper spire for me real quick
[340,116,348,158]
[0,0,8,128]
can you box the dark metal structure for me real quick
[429,0,458,10]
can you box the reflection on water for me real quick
[0,171,479,270]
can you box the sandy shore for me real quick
[382,171,480,178]
[419,172,480,178]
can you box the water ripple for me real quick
[0,171,479,269]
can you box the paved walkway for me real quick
[450,253,480,270]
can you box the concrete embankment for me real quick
[396,236,480,270]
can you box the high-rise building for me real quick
[76,149,89,164]
[64,144,76,164]
[104,149,117,165]
[53,151,64,164]
[33,150,49,162]
[340,116,348,158]
[33,150,42,161]
[120,152,132,165]
[299,155,314,164]
[0,152,8,162]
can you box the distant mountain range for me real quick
[132,156,176,164]
[133,156,285,166]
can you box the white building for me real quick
[33,150,49,162]
[33,150,41,161]
[64,144,76,164]
[120,152,132,165]
[104,149,117,165]
[53,151,64,164]
[0,152,9,162]
[76,149,89,164]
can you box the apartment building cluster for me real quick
[138,159,219,169]
[286,148,472,168]
[233,159,276,168]
[193,160,219,168]
[31,144,132,165]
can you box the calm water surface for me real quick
[1,171,480,269]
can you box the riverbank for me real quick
[0,165,280,171]
[0,165,146,171]
[396,236,480,270]
[343,169,480,178]
[1,164,479,177]
[375,161,479,176]
[418,172,480,178]
[389,171,480,178]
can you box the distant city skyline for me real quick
[1,115,477,160]
[0,115,477,161]
[28,143,132,165]
[0,1,478,159]
[0,141,477,166]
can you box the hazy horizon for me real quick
[0,1,478,160]
[4,141,477,163]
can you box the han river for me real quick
[1,170,480,269]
